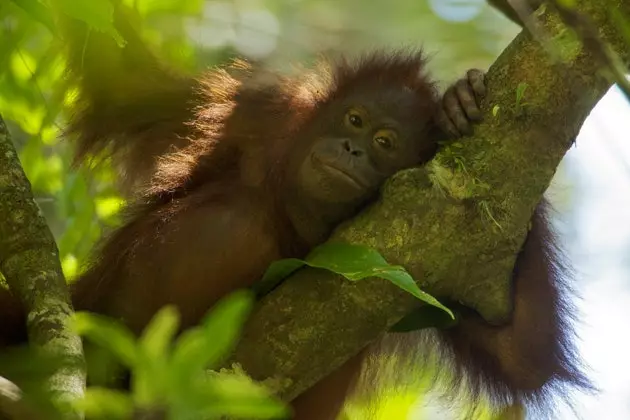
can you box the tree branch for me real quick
[0,115,85,418]
[228,0,630,401]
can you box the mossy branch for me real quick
[0,114,85,418]
[228,0,630,401]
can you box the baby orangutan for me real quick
[0,6,587,419]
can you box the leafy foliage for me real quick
[71,291,288,420]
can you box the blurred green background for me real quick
[1,0,629,418]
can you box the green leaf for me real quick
[171,291,254,383]
[197,290,254,361]
[168,328,209,384]
[191,375,289,419]
[258,243,453,319]
[135,306,180,406]
[389,305,459,332]
[305,242,392,278]
[254,258,305,297]
[139,305,179,363]
[72,312,138,368]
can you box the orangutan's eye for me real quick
[373,129,398,150]
[344,108,366,131]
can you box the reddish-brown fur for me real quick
[0,5,590,420]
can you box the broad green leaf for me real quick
[191,375,289,419]
[169,328,210,388]
[306,242,392,277]
[197,290,254,363]
[72,312,138,368]
[139,306,180,363]
[258,242,453,319]
[254,258,305,297]
[171,290,254,380]
[135,306,180,405]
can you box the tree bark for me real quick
[228,0,630,401]
[0,114,85,418]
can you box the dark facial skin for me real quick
[296,69,487,205]
[296,88,433,206]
